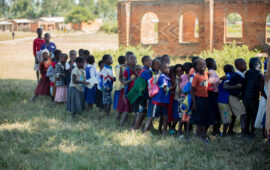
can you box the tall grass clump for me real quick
[100,20,118,34]
[200,43,260,74]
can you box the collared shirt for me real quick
[33,37,45,57]
[41,42,56,53]
[100,64,114,92]
[140,66,152,81]
[152,73,171,104]
[85,64,96,80]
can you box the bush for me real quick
[199,43,261,74]
[92,45,154,67]
[100,20,118,34]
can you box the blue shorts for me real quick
[149,104,168,118]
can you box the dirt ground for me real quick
[0,32,118,80]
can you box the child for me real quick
[32,49,52,101]
[54,53,68,103]
[78,49,84,57]
[217,64,235,136]
[144,63,172,135]
[190,58,216,141]
[119,54,137,127]
[161,55,170,64]
[100,54,114,116]
[84,55,97,111]
[224,58,247,136]
[114,56,126,111]
[205,58,221,136]
[67,57,89,117]
[96,60,104,112]
[41,33,56,56]
[243,57,266,136]
[33,28,45,83]
[131,56,152,130]
[66,50,77,87]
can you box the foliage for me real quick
[100,20,118,34]
[65,6,95,24]
[199,43,260,75]
[227,13,242,24]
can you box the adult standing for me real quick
[40,33,56,58]
[33,28,45,83]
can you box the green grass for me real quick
[1,79,270,169]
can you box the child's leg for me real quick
[178,119,183,135]
[32,95,38,101]
[144,117,153,132]
[162,115,168,135]
[131,112,137,129]
[115,112,122,121]
[36,71,39,83]
[171,119,179,131]
[223,123,229,136]
[240,114,247,134]
[158,116,163,133]
[228,115,236,134]
[120,112,128,127]
[105,104,111,116]
[134,113,145,130]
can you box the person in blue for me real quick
[144,63,173,135]
[41,33,56,58]
[132,55,153,130]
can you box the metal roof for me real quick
[0,21,13,25]
[40,17,65,23]
[13,19,31,23]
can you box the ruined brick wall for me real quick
[118,0,270,56]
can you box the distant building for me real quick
[72,19,103,33]
[11,19,31,31]
[0,20,13,32]
[30,20,55,32]
[40,17,65,30]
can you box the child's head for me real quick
[161,63,170,75]
[69,50,77,62]
[78,49,84,57]
[152,59,161,72]
[42,49,50,60]
[155,56,162,63]
[135,65,143,76]
[86,55,95,65]
[161,55,170,64]
[235,58,247,72]
[125,51,134,65]
[44,33,50,43]
[60,53,68,64]
[36,28,42,37]
[223,64,235,74]
[174,64,184,77]
[98,60,104,70]
[118,55,126,65]
[183,62,192,74]
[83,50,90,58]
[102,54,113,65]
[249,57,261,71]
[191,56,200,68]
[129,54,137,66]
[54,49,62,62]
[76,57,85,69]
[194,58,206,73]
[205,58,217,70]
[142,55,152,68]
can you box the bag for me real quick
[182,82,191,94]
[148,74,160,98]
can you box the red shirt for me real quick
[33,37,45,57]
[123,69,135,91]
[191,72,209,97]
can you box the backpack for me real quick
[147,74,160,98]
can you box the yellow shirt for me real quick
[114,65,122,91]
[69,67,85,92]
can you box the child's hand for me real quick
[84,82,90,86]
[220,75,228,81]
[235,83,242,88]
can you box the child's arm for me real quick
[72,75,89,86]
[223,82,241,90]
[191,87,196,111]
[260,75,267,99]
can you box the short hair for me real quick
[235,58,246,68]
[76,56,84,63]
[191,56,200,68]
[36,28,42,32]
[223,64,235,73]
[205,58,215,69]
[142,55,151,64]
[161,54,170,61]
[194,58,204,70]
[69,50,77,56]
[155,56,162,62]
[174,64,183,71]
[44,33,50,37]
[102,54,111,63]
[61,53,68,59]
[83,50,90,57]
[118,56,126,65]
[78,49,84,56]
[126,51,134,57]
[98,60,103,66]
[249,57,261,70]
[183,62,193,73]
[54,49,62,58]
[86,55,95,64]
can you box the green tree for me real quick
[10,0,38,18]
[96,0,118,20]
[65,6,95,24]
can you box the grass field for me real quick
[0,32,270,169]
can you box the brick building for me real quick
[118,0,270,56]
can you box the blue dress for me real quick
[84,65,96,104]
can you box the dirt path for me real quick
[0,32,118,80]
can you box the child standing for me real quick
[54,53,68,103]
[205,58,221,136]
[224,58,247,136]
[33,28,45,83]
[144,63,172,135]
[96,60,104,112]
[67,57,89,117]
[243,57,266,136]
[66,50,77,87]
[32,49,52,101]
[190,58,216,141]
[84,55,97,111]
[217,64,235,136]
[100,54,114,116]
[114,56,126,111]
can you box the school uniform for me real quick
[54,62,67,102]
[113,65,122,110]
[84,64,97,104]
[100,65,114,105]
[190,72,216,126]
[150,73,171,118]
[41,42,56,54]
[95,71,103,109]
[147,71,160,118]
[33,37,45,71]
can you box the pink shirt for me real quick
[208,69,220,93]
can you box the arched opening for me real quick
[226,13,242,42]
[266,13,270,44]
[179,11,199,43]
[141,12,159,45]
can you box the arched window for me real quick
[226,13,242,42]
[141,12,159,45]
[266,13,270,43]
[179,11,199,43]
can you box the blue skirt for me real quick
[172,100,180,119]
[113,90,120,110]
[84,86,96,104]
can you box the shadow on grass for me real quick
[0,79,270,169]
